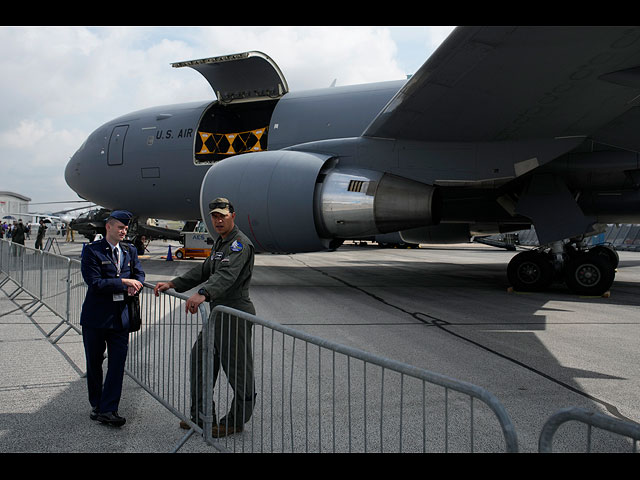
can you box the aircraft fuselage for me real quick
[64,80,405,221]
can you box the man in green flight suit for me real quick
[154,198,256,437]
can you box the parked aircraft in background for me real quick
[65,26,640,296]
[3,203,94,230]
[68,207,187,242]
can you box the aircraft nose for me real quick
[65,149,81,192]
[65,141,94,200]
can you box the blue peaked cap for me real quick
[108,210,134,225]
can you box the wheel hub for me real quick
[518,262,541,284]
[575,263,600,287]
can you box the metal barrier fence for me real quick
[201,306,519,452]
[539,407,640,453]
[0,240,86,342]
[0,239,519,452]
[2,239,639,453]
[125,282,210,452]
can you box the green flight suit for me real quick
[171,226,256,428]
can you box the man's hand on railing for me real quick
[153,281,175,296]
[122,278,143,296]
[154,281,205,314]
[185,292,206,315]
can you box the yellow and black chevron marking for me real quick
[196,127,268,156]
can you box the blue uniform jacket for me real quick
[80,239,145,329]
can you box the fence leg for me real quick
[171,428,197,453]
[202,309,214,445]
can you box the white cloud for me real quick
[188,26,406,89]
[0,118,81,159]
[0,118,85,198]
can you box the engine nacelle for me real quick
[199,150,441,253]
[200,150,331,252]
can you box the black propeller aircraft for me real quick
[69,207,187,242]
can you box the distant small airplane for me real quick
[3,203,92,225]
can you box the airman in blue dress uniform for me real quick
[80,210,145,427]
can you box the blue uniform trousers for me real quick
[83,325,129,414]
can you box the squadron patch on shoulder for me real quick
[230,240,243,252]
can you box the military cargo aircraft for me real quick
[65,26,640,296]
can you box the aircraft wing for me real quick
[4,211,60,222]
[3,204,97,224]
[363,26,640,150]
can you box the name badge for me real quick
[113,293,124,302]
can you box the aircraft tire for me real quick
[589,244,619,269]
[507,250,554,292]
[564,251,615,296]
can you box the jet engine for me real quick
[199,150,441,252]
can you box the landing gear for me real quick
[507,250,554,292]
[507,243,617,296]
[564,251,615,296]
[587,244,619,269]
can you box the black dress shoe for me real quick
[211,422,243,438]
[179,417,212,430]
[90,407,99,421]
[96,411,126,427]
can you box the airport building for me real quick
[0,191,30,221]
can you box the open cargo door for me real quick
[172,51,289,104]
